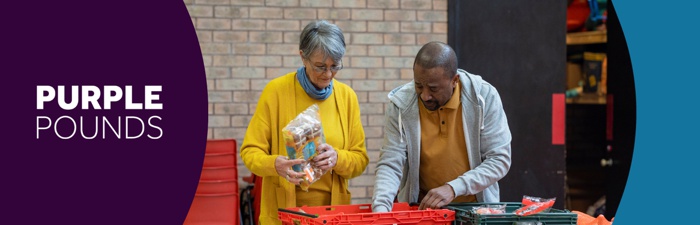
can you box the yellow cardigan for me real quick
[240,72,369,225]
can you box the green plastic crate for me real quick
[444,202,577,225]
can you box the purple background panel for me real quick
[0,1,207,224]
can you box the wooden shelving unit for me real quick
[566,30,607,105]
[566,93,607,104]
[566,30,607,45]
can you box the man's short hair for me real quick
[413,41,458,78]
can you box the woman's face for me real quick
[301,50,342,89]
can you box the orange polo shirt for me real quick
[418,82,476,203]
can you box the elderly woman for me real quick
[240,20,369,224]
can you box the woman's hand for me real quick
[312,143,337,172]
[275,156,306,185]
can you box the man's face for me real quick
[413,64,458,111]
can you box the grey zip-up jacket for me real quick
[372,69,512,212]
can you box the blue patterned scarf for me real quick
[296,66,333,100]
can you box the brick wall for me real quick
[186,0,447,204]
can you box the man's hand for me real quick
[418,184,456,210]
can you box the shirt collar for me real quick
[442,81,461,109]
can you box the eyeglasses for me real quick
[305,59,343,73]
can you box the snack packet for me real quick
[282,104,326,191]
[514,195,556,216]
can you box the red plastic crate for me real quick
[202,152,236,168]
[184,192,239,225]
[200,165,237,180]
[278,202,455,225]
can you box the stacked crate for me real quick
[184,139,239,225]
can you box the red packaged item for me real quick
[514,195,556,216]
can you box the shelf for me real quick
[566,93,607,105]
[566,30,607,45]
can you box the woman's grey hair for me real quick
[299,20,346,63]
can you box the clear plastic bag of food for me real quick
[473,204,507,214]
[282,104,326,191]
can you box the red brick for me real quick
[368,68,400,79]
[208,91,233,102]
[433,0,448,10]
[266,20,300,31]
[267,44,298,55]
[417,33,447,45]
[233,91,263,102]
[352,80,383,91]
[384,57,413,68]
[333,0,366,8]
[233,43,266,55]
[197,18,231,30]
[283,55,303,67]
[368,114,385,126]
[317,9,350,20]
[400,68,414,79]
[367,0,399,9]
[284,31,301,43]
[266,0,299,7]
[368,92,390,103]
[338,68,367,79]
[250,7,283,19]
[363,126,384,138]
[367,21,399,33]
[345,45,367,56]
[433,22,448,33]
[400,22,431,33]
[232,67,266,79]
[334,21,367,32]
[196,0,234,4]
[249,31,283,43]
[300,0,333,7]
[249,55,282,67]
[368,45,400,56]
[351,9,383,20]
[352,33,383,44]
[214,6,249,18]
[284,8,317,19]
[383,33,415,45]
[208,115,231,127]
[187,5,214,17]
[196,30,213,43]
[385,79,411,90]
[351,57,383,68]
[250,79,271,90]
[213,31,248,43]
[384,9,416,21]
[232,19,266,30]
[400,45,422,57]
[417,10,447,22]
[401,0,431,9]
[213,55,247,66]
[217,78,251,90]
[230,0,264,5]
[360,103,384,114]
[206,67,231,78]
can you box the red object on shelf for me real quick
[278,202,455,225]
[184,139,239,225]
[567,0,591,32]
[552,94,565,145]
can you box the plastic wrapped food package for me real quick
[282,104,326,191]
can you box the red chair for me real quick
[184,139,240,225]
